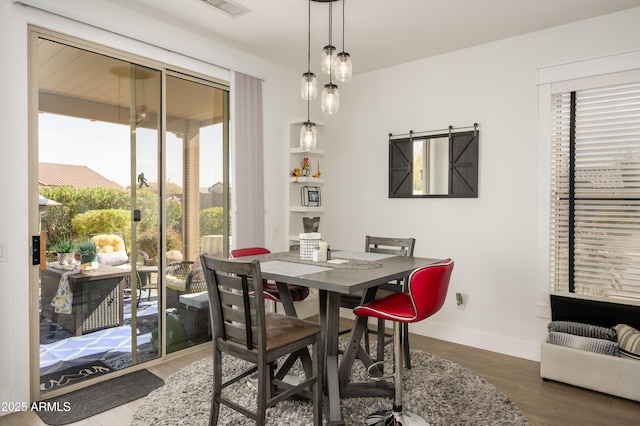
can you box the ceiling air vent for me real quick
[201,0,251,18]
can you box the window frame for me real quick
[535,51,640,317]
[550,83,640,300]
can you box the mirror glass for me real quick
[413,136,449,195]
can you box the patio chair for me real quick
[89,232,151,301]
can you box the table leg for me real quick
[338,287,394,398]
[323,290,344,425]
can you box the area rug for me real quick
[37,369,164,426]
[130,348,529,426]
[40,360,114,392]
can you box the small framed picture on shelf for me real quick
[301,186,321,207]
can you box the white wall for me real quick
[2,0,640,412]
[321,7,640,361]
[0,0,299,411]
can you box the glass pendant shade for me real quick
[301,72,317,100]
[300,121,317,150]
[321,83,339,114]
[335,52,352,82]
[321,45,337,75]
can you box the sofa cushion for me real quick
[615,324,640,360]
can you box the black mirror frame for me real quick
[388,128,479,198]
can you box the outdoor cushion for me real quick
[97,250,129,265]
[91,234,126,253]
[179,291,209,310]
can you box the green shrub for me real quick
[71,209,131,238]
[40,186,130,244]
[199,207,225,236]
[137,227,182,260]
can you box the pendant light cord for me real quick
[342,0,345,51]
[329,1,333,83]
[307,0,311,74]
[307,0,311,121]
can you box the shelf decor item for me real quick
[303,217,320,233]
[301,186,321,207]
[299,232,321,260]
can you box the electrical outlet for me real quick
[270,226,278,239]
[455,292,465,310]
[0,241,6,262]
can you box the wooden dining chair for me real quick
[340,236,416,368]
[200,255,323,425]
[230,247,314,386]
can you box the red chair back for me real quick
[408,259,454,322]
[230,247,271,258]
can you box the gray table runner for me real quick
[264,250,387,271]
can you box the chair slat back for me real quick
[365,236,416,257]
[200,255,266,351]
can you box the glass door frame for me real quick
[29,28,231,400]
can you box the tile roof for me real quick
[39,162,123,189]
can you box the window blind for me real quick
[550,82,640,300]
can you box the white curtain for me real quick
[232,71,265,249]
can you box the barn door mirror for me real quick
[389,127,479,198]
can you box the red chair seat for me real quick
[263,281,310,302]
[231,247,311,304]
[353,292,416,322]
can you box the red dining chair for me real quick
[353,258,454,425]
[230,247,310,307]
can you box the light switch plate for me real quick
[0,241,6,262]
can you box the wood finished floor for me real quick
[2,319,640,426]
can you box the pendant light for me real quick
[300,0,317,149]
[301,0,317,100]
[320,1,336,75]
[335,0,352,82]
[321,1,339,114]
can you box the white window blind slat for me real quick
[550,81,640,301]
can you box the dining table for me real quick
[236,249,443,425]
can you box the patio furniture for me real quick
[166,261,206,308]
[89,232,151,301]
[40,263,129,335]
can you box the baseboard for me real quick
[416,321,543,362]
[339,308,543,362]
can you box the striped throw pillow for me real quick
[548,321,617,342]
[615,324,640,360]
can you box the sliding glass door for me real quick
[34,33,229,395]
[164,73,229,353]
